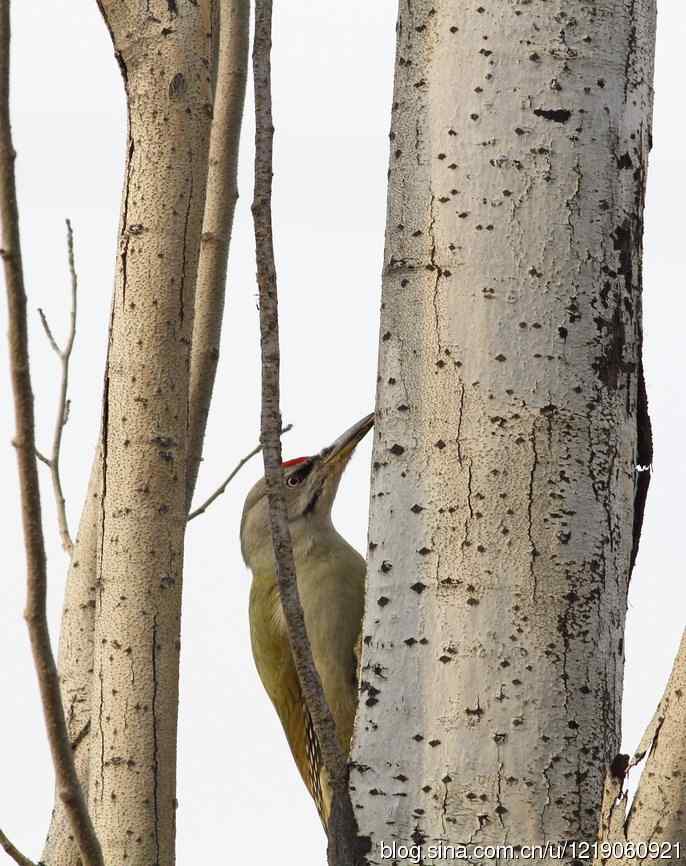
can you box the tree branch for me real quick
[37,307,61,355]
[35,218,78,554]
[251,3,360,861]
[41,449,103,866]
[0,830,36,866]
[0,5,103,866]
[186,0,250,510]
[187,423,292,521]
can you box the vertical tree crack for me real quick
[120,135,135,311]
[98,665,105,802]
[440,778,449,838]
[495,759,506,829]
[456,384,465,466]
[527,422,538,601]
[564,159,582,250]
[605,440,617,560]
[427,191,443,356]
[179,169,194,324]
[624,0,637,100]
[540,755,553,836]
[96,374,111,804]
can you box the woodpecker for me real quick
[240,413,373,827]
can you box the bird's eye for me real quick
[284,459,313,488]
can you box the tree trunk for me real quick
[85,3,211,864]
[595,628,686,865]
[42,2,249,862]
[623,630,686,849]
[351,1,656,860]
[187,0,249,508]
[42,452,103,866]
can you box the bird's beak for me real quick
[321,412,374,468]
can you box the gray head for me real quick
[240,413,374,572]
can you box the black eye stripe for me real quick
[287,461,314,485]
[303,487,322,516]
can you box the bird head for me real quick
[240,412,374,572]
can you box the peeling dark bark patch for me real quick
[612,219,633,295]
[592,218,640,390]
[630,362,652,576]
[616,151,633,170]
[533,107,571,123]
[169,72,186,99]
[609,752,630,782]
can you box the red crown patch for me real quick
[282,456,309,468]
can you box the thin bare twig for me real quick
[252,3,359,862]
[0,829,36,866]
[35,218,77,554]
[35,448,51,467]
[37,307,60,355]
[188,422,293,521]
[0,5,103,866]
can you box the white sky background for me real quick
[0,2,683,864]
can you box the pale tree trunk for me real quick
[86,2,211,864]
[42,453,103,866]
[624,631,686,848]
[187,0,249,507]
[351,1,656,862]
[41,2,249,863]
[596,628,686,865]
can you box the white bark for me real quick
[352,1,656,861]
[87,3,211,864]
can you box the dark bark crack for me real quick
[527,422,538,602]
[120,135,135,312]
[456,384,464,466]
[179,169,194,324]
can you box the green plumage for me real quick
[248,530,365,825]
[240,413,373,827]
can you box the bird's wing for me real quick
[249,578,332,826]
[304,705,328,825]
